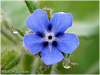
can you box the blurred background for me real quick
[1,1,99,74]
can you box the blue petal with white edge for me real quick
[23,34,43,54]
[41,46,64,65]
[50,12,73,33]
[56,33,79,54]
[26,9,49,33]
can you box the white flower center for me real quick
[44,32,55,43]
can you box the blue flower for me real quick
[23,9,79,65]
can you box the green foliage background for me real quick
[1,1,99,74]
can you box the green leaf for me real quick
[65,22,99,39]
[24,1,38,13]
[1,48,21,70]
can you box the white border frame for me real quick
[0,0,100,75]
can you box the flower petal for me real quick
[26,9,49,33]
[23,34,43,54]
[56,33,79,54]
[41,46,64,65]
[50,13,73,33]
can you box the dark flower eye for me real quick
[36,31,44,37]
[43,41,48,47]
[48,23,52,31]
[48,35,52,40]
[55,32,64,37]
[52,41,57,47]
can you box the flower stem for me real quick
[43,8,52,21]
[11,25,25,37]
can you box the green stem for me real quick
[11,25,25,37]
